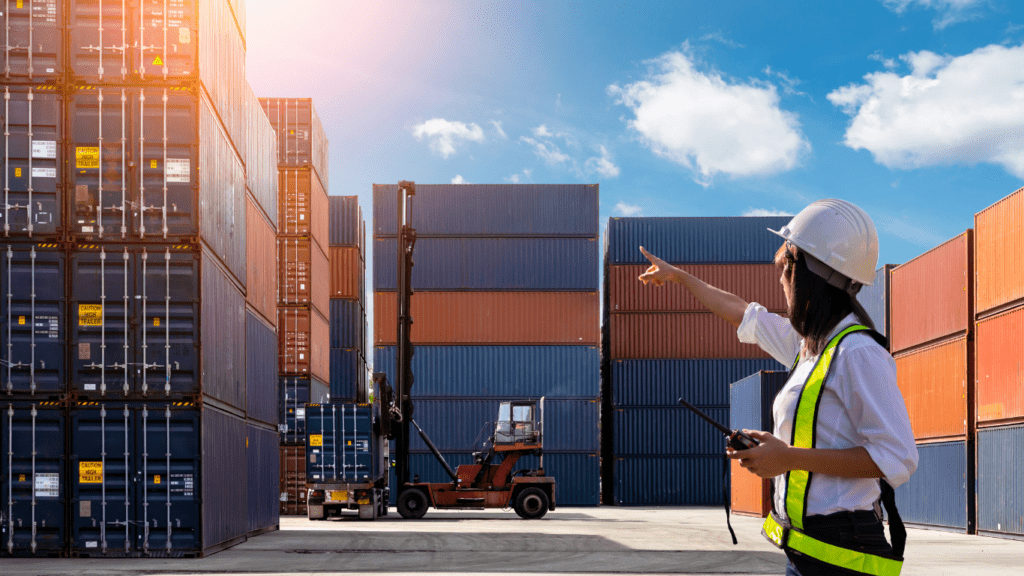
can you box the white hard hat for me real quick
[769,199,879,287]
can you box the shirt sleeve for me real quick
[736,302,802,367]
[836,341,919,488]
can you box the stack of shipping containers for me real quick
[728,371,787,517]
[259,97,330,516]
[328,196,367,402]
[373,184,602,506]
[889,231,975,532]
[602,217,788,505]
[1,1,281,557]
[973,188,1024,539]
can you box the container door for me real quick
[0,87,62,235]
[2,0,63,81]
[136,89,198,239]
[70,247,133,397]
[306,404,337,483]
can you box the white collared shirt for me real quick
[736,303,918,520]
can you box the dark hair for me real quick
[775,244,876,355]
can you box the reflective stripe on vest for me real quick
[762,325,904,576]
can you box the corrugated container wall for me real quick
[330,299,365,350]
[889,231,972,353]
[613,406,729,455]
[895,337,970,440]
[2,0,62,82]
[227,0,247,44]
[279,445,308,515]
[609,359,785,406]
[259,99,329,189]
[976,424,1024,537]
[857,265,894,339]
[608,264,786,312]
[974,187,1024,317]
[894,441,968,531]
[729,371,788,517]
[975,306,1024,425]
[329,349,365,402]
[604,217,791,265]
[279,237,330,315]
[613,455,721,505]
[246,197,278,326]
[279,376,329,445]
[277,168,329,247]
[329,196,363,249]
[246,311,278,427]
[278,307,329,381]
[246,423,280,536]
[330,247,363,300]
[609,313,778,359]
[0,87,63,237]
[244,84,279,225]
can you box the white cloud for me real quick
[881,0,988,30]
[520,136,572,165]
[609,48,810,186]
[743,208,794,217]
[490,120,507,139]
[411,118,484,158]
[868,51,899,70]
[615,201,643,216]
[505,169,532,184]
[764,66,808,98]
[699,31,743,49]
[451,175,468,184]
[827,44,1024,178]
[584,145,621,178]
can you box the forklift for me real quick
[387,181,555,520]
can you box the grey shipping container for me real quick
[612,406,730,456]
[246,423,280,537]
[373,183,599,237]
[279,376,329,445]
[977,424,1024,537]
[259,98,329,189]
[1,0,62,82]
[729,371,788,433]
[857,265,894,340]
[613,455,724,505]
[305,402,387,484]
[894,440,968,531]
[329,348,365,403]
[244,84,279,228]
[69,243,246,410]
[0,86,63,237]
[246,310,277,426]
[608,358,785,407]
[604,216,791,265]
[329,195,363,250]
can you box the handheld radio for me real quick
[677,398,760,450]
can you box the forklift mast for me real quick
[394,181,417,492]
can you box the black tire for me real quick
[397,489,429,519]
[514,487,549,519]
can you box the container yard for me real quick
[3,2,1024,575]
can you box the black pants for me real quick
[785,510,893,576]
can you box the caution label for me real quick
[154,317,160,327]
[18,316,25,325]
[150,159,158,169]
[79,462,103,484]
[154,475,161,484]
[166,159,190,183]
[79,304,103,326]
[310,434,323,447]
[153,56,163,66]
[15,167,22,178]
[76,147,100,169]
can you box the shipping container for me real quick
[246,311,277,427]
[890,231,972,353]
[607,264,786,312]
[374,292,599,345]
[278,306,329,381]
[731,460,768,518]
[1,0,62,82]
[373,237,599,292]
[259,99,329,189]
[278,236,329,315]
[329,195,363,249]
[894,440,968,531]
[977,424,1024,537]
[244,85,278,225]
[277,167,328,246]
[70,243,246,408]
[608,359,785,407]
[329,348,365,402]
[373,183,599,237]
[245,196,277,326]
[895,336,970,440]
[612,406,729,455]
[858,265,894,339]
[0,86,63,237]
[330,299,365,351]
[604,217,791,265]
[374,345,599,398]
[68,86,247,285]
[279,376,328,445]
[975,306,1024,425]
[975,187,1024,316]
[608,312,778,360]
[305,402,387,483]
[613,455,723,505]
[330,246,364,301]
[68,402,249,557]
[227,0,245,42]
[68,0,246,153]
[729,371,788,517]
[1,400,66,556]
[279,444,307,515]
[246,423,280,537]
[1,243,65,397]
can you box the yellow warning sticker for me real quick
[17,0,23,9]
[19,474,26,482]
[154,317,160,327]
[18,316,25,325]
[154,475,161,484]
[76,147,100,169]
[150,159,158,169]
[310,434,323,447]
[15,167,22,178]
[80,462,103,484]
[79,304,103,326]
[153,56,163,66]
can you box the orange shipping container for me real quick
[975,187,1024,316]
[374,292,598,345]
[731,460,770,518]
[890,231,972,353]
[894,336,970,440]
[609,312,777,360]
[278,237,330,316]
[278,306,329,381]
[245,195,277,327]
[279,167,329,248]
[975,306,1024,426]
[608,264,786,313]
[330,246,363,301]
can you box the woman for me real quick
[638,199,918,576]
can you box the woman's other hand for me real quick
[727,430,792,479]
[638,246,677,286]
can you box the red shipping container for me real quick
[279,445,308,515]
[976,306,1024,426]
[278,167,329,248]
[330,246,363,301]
[731,460,770,518]
[894,336,970,440]
[374,292,599,345]
[608,264,786,313]
[246,195,277,327]
[278,306,329,381]
[975,187,1024,317]
[609,312,776,360]
[278,236,330,317]
[890,231,972,353]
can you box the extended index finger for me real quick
[639,245,659,263]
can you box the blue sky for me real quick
[246,0,1024,345]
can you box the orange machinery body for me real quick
[408,449,556,510]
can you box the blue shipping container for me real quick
[729,371,788,433]
[329,196,363,249]
[0,243,66,396]
[373,237,599,291]
[0,87,63,236]
[246,311,278,426]
[604,216,791,265]
[246,424,280,536]
[305,402,387,483]
[279,376,329,444]
[856,265,893,339]
[613,406,730,455]
[613,455,724,505]
[374,346,600,397]
[1,401,66,555]
[977,425,1024,537]
[373,184,599,237]
[610,359,785,407]
[894,440,967,531]
[330,348,364,402]
[330,299,364,350]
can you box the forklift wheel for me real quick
[514,487,549,519]
[397,489,429,519]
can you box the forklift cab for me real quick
[493,398,544,448]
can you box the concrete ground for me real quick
[4,507,1022,575]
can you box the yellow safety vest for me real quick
[760,325,904,576]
